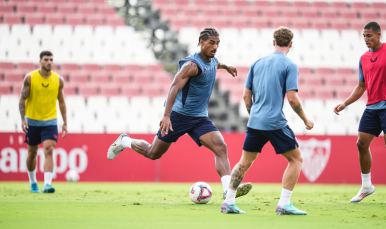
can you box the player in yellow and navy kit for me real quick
[19,51,68,193]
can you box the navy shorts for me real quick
[243,126,299,154]
[25,125,58,146]
[157,111,218,146]
[358,108,386,137]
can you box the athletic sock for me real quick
[224,189,237,205]
[122,136,132,148]
[278,188,293,207]
[44,172,53,186]
[28,169,37,184]
[361,173,372,188]
[221,175,231,192]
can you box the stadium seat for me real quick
[37,4,56,14]
[121,85,141,97]
[17,4,36,14]
[25,14,45,27]
[78,85,99,98]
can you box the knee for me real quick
[148,150,163,160]
[28,150,37,158]
[214,141,228,157]
[44,145,54,156]
[356,140,369,152]
[289,155,303,167]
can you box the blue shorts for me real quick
[358,108,386,137]
[243,126,299,154]
[25,125,58,146]
[157,111,218,146]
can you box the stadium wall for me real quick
[0,133,385,184]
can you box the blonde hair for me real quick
[273,27,293,47]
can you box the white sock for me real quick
[278,188,293,207]
[224,189,237,205]
[122,136,132,148]
[44,172,53,186]
[28,169,37,184]
[361,173,372,188]
[221,175,231,192]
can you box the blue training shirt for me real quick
[358,48,386,110]
[172,52,217,117]
[245,52,299,130]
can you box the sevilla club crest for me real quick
[298,138,331,182]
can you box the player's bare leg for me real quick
[26,145,39,193]
[221,150,257,214]
[275,147,307,215]
[351,132,376,202]
[42,139,56,193]
[107,134,171,160]
[199,131,252,199]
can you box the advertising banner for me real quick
[1,133,385,184]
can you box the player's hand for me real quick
[62,124,67,138]
[21,119,28,133]
[226,65,237,77]
[304,119,314,130]
[160,115,173,136]
[334,103,346,115]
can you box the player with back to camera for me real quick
[221,27,314,215]
[334,21,385,203]
[107,28,252,199]
[19,51,68,193]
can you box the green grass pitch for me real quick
[0,182,385,229]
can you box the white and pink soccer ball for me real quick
[65,169,80,182]
[189,182,212,204]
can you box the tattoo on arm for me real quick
[230,164,246,189]
[19,77,30,120]
[293,104,303,114]
[246,104,251,114]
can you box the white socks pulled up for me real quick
[361,173,372,188]
[278,188,293,207]
[224,189,237,205]
[122,136,132,148]
[44,172,53,186]
[28,169,37,184]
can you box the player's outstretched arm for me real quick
[217,60,237,77]
[58,77,67,138]
[243,87,253,114]
[160,61,199,135]
[287,90,314,130]
[19,74,31,133]
[334,81,366,115]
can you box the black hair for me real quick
[40,50,53,59]
[197,28,219,46]
[364,21,381,33]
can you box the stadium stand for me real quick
[0,0,382,135]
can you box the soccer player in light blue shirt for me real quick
[221,27,314,215]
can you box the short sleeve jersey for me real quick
[245,52,299,130]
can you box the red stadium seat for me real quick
[78,5,97,15]
[212,18,229,29]
[316,68,333,75]
[3,14,23,25]
[4,72,24,83]
[302,10,318,19]
[325,79,345,87]
[68,0,87,3]
[332,21,349,31]
[123,64,142,72]
[346,78,359,87]
[312,21,329,30]
[0,5,14,14]
[57,4,76,14]
[112,72,131,84]
[322,10,338,19]
[273,1,289,7]
[262,8,279,18]
[331,2,348,9]
[282,9,299,18]
[0,62,15,71]
[371,2,386,9]
[193,0,209,6]
[193,18,209,29]
[361,12,379,21]
[17,4,36,13]
[144,64,163,72]
[91,72,110,83]
[253,1,270,7]
[37,4,56,14]
[231,18,249,29]
[29,0,47,3]
[336,68,353,75]
[299,67,312,75]
[243,9,258,17]
[66,15,85,27]
[212,0,228,6]
[314,90,335,100]
[98,6,116,15]
[221,9,238,17]
[133,76,152,84]
[8,0,27,3]
[170,19,189,31]
[86,16,105,27]
[63,85,77,96]
[175,0,189,6]
[100,85,120,97]
[272,18,290,28]
[103,64,121,72]
[51,0,67,3]
[350,21,366,31]
[251,18,269,29]
[293,1,309,8]
[184,9,198,17]
[25,14,45,27]
[351,2,369,10]
[78,85,99,98]
[46,14,65,25]
[17,62,35,71]
[142,85,164,98]
[107,16,125,27]
[297,88,313,99]
[292,19,310,30]
[341,12,358,20]
[69,72,89,83]
[0,85,12,95]
[336,89,353,101]
[61,63,79,71]
[154,74,172,84]
[121,85,141,97]
[303,78,323,86]
[82,64,100,72]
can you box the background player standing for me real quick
[221,27,314,215]
[334,21,384,203]
[107,28,252,198]
[19,51,68,193]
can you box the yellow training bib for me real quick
[25,69,60,121]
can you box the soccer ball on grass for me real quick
[189,182,212,204]
[65,169,80,182]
